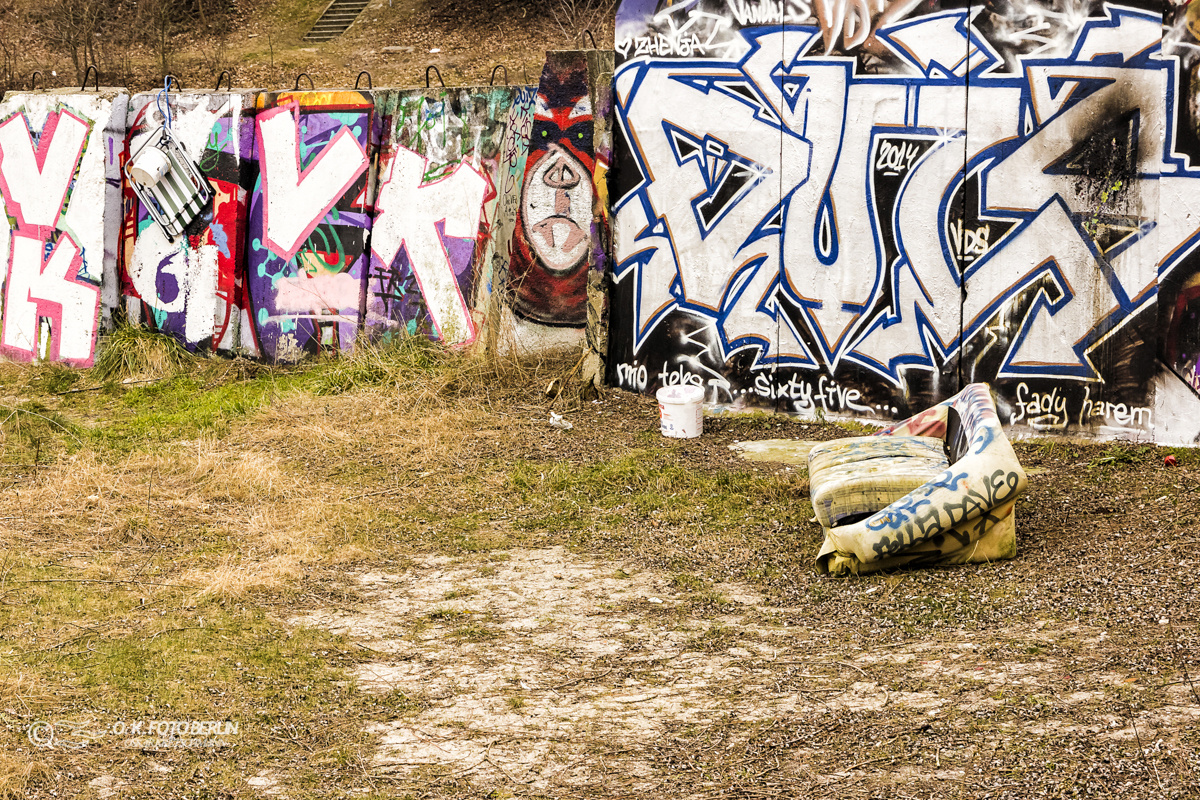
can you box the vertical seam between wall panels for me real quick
[778,15,786,413]
[958,1,971,392]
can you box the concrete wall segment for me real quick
[608,0,1200,443]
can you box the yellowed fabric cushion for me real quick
[808,436,948,528]
[814,383,1028,575]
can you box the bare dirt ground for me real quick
[294,547,1200,798]
[1,345,1198,798]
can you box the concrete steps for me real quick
[303,0,370,42]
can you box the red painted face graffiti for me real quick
[510,56,595,327]
[524,99,594,275]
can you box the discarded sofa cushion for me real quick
[808,436,948,528]
[819,502,1017,576]
[811,383,1027,576]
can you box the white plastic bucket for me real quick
[657,384,705,438]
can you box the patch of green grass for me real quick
[507,449,807,531]
[12,581,356,724]
[81,373,294,453]
[21,332,506,459]
[1087,443,1146,470]
[28,362,81,394]
[0,400,80,462]
[671,572,705,591]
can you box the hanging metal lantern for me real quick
[124,125,212,240]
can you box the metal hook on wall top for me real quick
[425,65,444,89]
[29,71,42,91]
[489,65,508,86]
[163,75,182,92]
[293,72,315,91]
[582,30,598,50]
[214,71,233,91]
[355,71,372,90]
[81,65,99,91]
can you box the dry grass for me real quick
[0,334,1196,798]
[0,670,55,713]
[0,757,51,800]
[90,323,193,382]
[183,552,304,603]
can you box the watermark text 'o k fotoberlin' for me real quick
[27,718,239,750]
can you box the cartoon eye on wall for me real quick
[125,126,212,240]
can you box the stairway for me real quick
[303,0,370,42]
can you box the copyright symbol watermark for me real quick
[27,720,56,748]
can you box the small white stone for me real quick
[647,597,663,604]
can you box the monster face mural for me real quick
[510,52,597,327]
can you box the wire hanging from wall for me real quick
[156,76,178,131]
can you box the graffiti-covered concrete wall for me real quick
[505,51,614,356]
[121,91,257,354]
[0,90,126,367]
[371,87,517,347]
[609,0,1200,443]
[247,90,377,361]
[7,26,1200,444]
[0,55,614,373]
